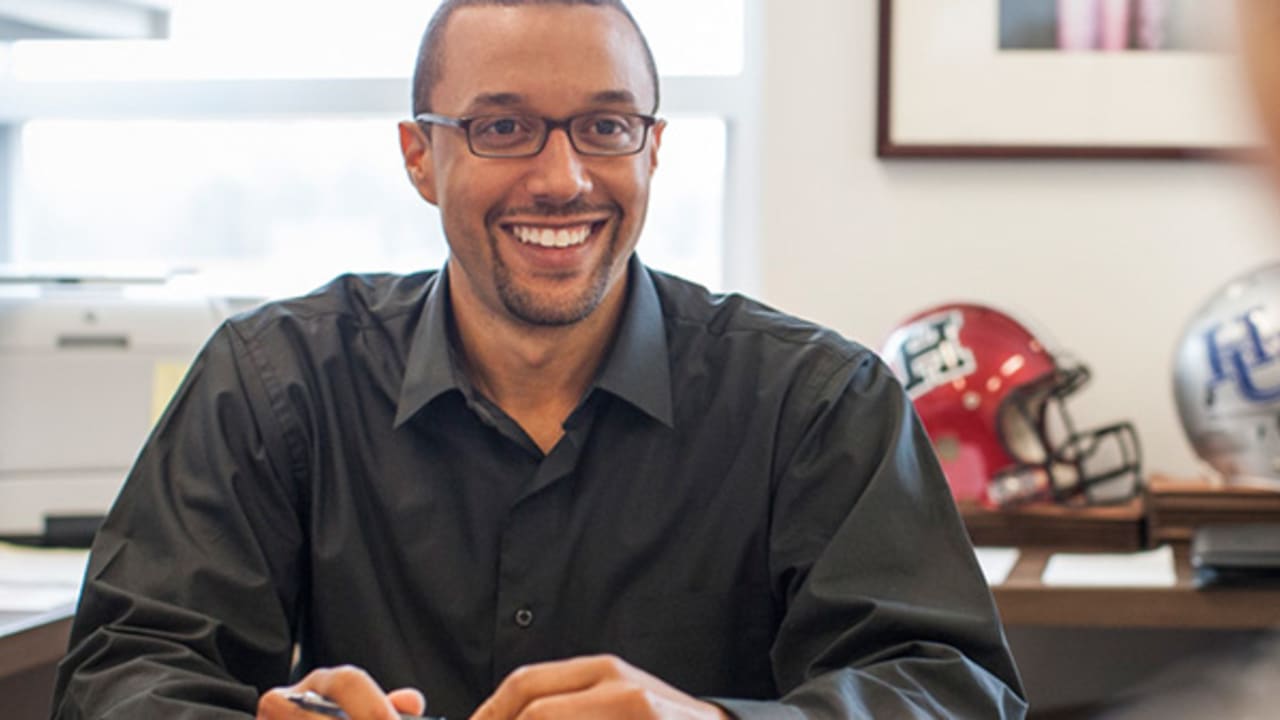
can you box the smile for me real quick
[508,222,602,249]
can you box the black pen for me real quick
[286,690,446,720]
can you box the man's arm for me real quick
[52,324,304,719]
[715,351,1027,719]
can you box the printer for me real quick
[0,275,251,542]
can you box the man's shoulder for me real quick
[227,271,439,341]
[649,268,871,367]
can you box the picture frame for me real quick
[875,0,1261,160]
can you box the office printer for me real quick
[0,275,250,543]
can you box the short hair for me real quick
[411,0,660,115]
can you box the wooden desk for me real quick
[0,605,74,720]
[994,544,1280,628]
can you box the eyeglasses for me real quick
[413,111,659,158]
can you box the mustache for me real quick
[491,200,619,222]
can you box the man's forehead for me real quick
[466,89,642,111]
[433,3,656,111]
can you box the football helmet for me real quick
[881,302,1143,507]
[1174,262,1280,490]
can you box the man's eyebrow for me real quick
[464,89,643,113]
[466,93,525,111]
[590,90,639,106]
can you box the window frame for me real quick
[0,0,762,292]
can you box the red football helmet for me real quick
[880,303,1142,507]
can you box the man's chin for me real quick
[501,293,601,327]
[491,246,625,327]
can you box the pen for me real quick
[286,690,446,720]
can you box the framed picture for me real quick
[876,0,1261,159]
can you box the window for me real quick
[17,115,725,297]
[11,0,744,80]
[1,0,757,296]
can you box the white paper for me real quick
[0,585,80,612]
[0,542,88,611]
[974,547,1020,586]
[1041,544,1177,587]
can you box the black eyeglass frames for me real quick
[413,111,659,158]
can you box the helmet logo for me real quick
[1203,308,1280,405]
[893,310,977,399]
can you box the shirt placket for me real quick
[489,400,594,685]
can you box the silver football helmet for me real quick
[1173,262,1280,490]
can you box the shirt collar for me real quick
[594,257,674,428]
[393,256,674,430]
[394,269,461,429]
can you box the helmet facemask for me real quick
[990,364,1143,507]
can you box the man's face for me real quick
[402,4,663,328]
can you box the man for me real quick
[53,1,1026,718]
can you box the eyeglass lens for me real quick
[467,113,649,156]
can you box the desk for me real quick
[0,605,74,720]
[993,545,1280,718]
[993,544,1280,628]
[8,565,1279,719]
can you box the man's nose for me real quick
[524,128,593,202]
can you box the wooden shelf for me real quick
[961,498,1146,551]
[0,606,74,679]
[993,544,1280,629]
[1146,474,1280,544]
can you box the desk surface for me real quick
[3,549,1277,675]
[993,544,1280,628]
[0,605,73,679]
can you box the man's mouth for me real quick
[506,220,607,249]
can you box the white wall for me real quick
[758,0,1280,480]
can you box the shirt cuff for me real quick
[706,698,807,720]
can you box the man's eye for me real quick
[475,116,531,136]
[591,119,623,135]
[582,115,632,137]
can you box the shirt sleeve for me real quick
[715,350,1027,719]
[51,323,306,719]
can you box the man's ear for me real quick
[647,119,666,176]
[398,120,439,206]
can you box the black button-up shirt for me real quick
[54,259,1026,719]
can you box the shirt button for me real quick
[514,608,534,628]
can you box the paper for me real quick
[151,361,191,425]
[0,586,80,612]
[974,547,1020,586]
[1041,544,1177,587]
[0,541,88,612]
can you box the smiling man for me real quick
[52,2,1025,719]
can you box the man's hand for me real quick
[471,655,731,720]
[257,665,426,719]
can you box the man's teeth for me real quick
[512,224,592,248]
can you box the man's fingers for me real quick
[473,655,631,720]
[388,687,428,716]
[256,687,311,719]
[510,680,672,720]
[306,666,405,720]
[472,655,730,720]
[257,665,409,720]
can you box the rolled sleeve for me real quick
[724,352,1026,718]
[53,323,305,719]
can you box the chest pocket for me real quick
[617,584,777,699]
